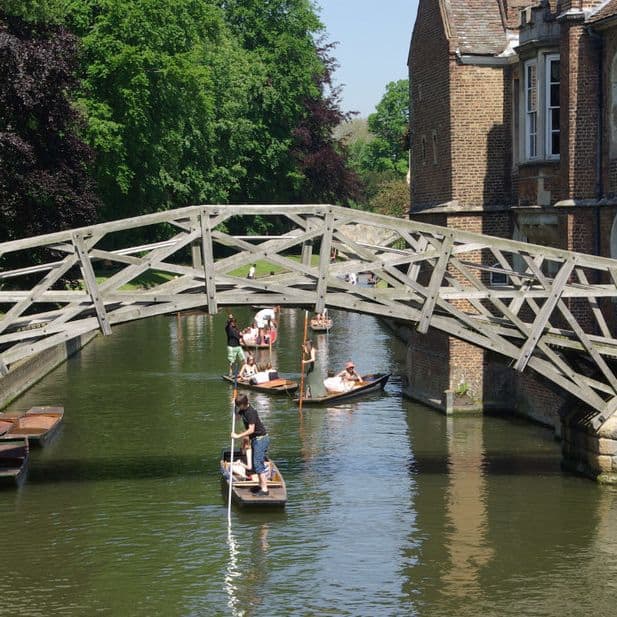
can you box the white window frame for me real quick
[545,54,560,159]
[524,59,538,160]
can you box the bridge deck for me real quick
[3,204,617,431]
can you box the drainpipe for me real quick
[586,25,603,260]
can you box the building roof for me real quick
[587,0,617,24]
[443,0,508,55]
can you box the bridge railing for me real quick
[3,203,617,429]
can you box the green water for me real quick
[1,309,616,616]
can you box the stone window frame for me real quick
[521,52,560,164]
[524,58,538,160]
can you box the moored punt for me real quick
[0,438,29,488]
[0,406,64,447]
[0,419,12,437]
[222,375,298,395]
[220,450,287,508]
[295,373,390,406]
[309,318,333,332]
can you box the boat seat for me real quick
[261,378,290,387]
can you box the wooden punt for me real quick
[220,449,287,508]
[0,406,64,447]
[0,438,29,487]
[309,318,333,332]
[295,372,390,406]
[222,375,298,395]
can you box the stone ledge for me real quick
[0,332,97,409]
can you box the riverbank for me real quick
[0,332,97,410]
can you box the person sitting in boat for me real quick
[250,362,278,385]
[323,361,362,393]
[239,355,258,381]
[241,322,260,346]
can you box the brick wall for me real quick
[450,65,512,208]
[561,20,600,199]
[517,163,562,206]
[603,30,617,196]
[409,0,452,209]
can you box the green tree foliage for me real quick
[351,79,409,177]
[346,79,410,214]
[215,0,326,204]
[63,0,255,220]
[2,0,65,23]
[1,0,360,244]
[368,79,410,163]
[371,178,410,218]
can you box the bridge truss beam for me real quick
[3,204,617,430]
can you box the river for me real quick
[1,308,617,616]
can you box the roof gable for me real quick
[444,0,507,55]
[588,0,617,24]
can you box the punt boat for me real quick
[0,438,29,487]
[309,318,333,332]
[0,406,64,447]
[222,375,298,395]
[220,449,287,508]
[295,373,390,406]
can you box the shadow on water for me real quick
[26,455,215,483]
[408,451,562,476]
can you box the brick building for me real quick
[405,0,617,425]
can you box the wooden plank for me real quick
[199,212,217,314]
[417,235,453,334]
[513,257,575,372]
[73,233,112,336]
[314,211,334,314]
[0,252,80,336]
[407,235,428,281]
[450,255,605,405]
[575,268,611,339]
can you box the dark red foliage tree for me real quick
[291,42,362,205]
[0,13,99,244]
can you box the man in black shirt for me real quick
[232,394,271,497]
[225,315,245,376]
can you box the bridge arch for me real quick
[3,204,617,430]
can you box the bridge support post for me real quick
[561,416,617,483]
[301,239,313,266]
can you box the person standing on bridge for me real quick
[231,394,271,497]
[225,314,245,376]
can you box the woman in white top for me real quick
[238,355,258,380]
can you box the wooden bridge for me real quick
[3,204,617,430]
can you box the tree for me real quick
[290,41,361,204]
[0,12,99,243]
[349,79,410,179]
[368,79,410,163]
[64,0,255,220]
[216,0,327,203]
[371,178,410,218]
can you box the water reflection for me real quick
[441,416,493,599]
[5,311,617,616]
